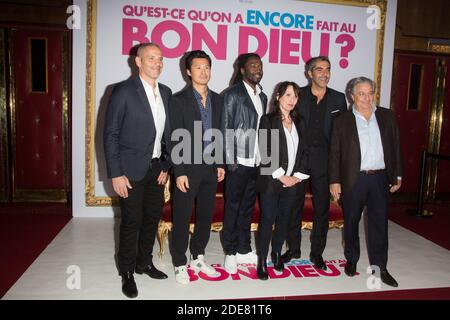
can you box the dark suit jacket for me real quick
[256,113,308,194]
[329,107,403,194]
[170,85,224,178]
[296,85,347,145]
[104,76,172,181]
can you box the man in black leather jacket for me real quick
[221,53,267,274]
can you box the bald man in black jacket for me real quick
[104,43,172,298]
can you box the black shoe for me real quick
[344,262,357,277]
[280,250,301,263]
[257,256,268,280]
[310,255,327,270]
[136,262,168,279]
[121,272,138,298]
[271,252,284,272]
[380,269,398,287]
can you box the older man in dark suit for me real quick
[329,76,402,287]
[104,43,172,298]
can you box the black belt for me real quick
[151,158,160,163]
[360,169,385,175]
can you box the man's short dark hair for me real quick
[306,56,331,73]
[185,50,212,71]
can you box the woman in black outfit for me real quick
[256,81,309,280]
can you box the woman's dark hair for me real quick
[232,52,261,85]
[269,81,301,121]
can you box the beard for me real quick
[245,73,262,86]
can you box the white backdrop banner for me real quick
[95,0,382,97]
[75,0,395,213]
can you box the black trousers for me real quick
[285,146,330,257]
[257,186,300,258]
[222,165,258,255]
[341,171,390,269]
[117,163,164,274]
[171,165,218,267]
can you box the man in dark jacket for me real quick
[282,56,347,270]
[170,50,225,284]
[104,43,171,298]
[221,53,267,274]
[329,76,402,287]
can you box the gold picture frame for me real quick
[0,29,8,202]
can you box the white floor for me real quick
[3,218,450,300]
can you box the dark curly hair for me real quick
[232,52,262,85]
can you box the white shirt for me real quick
[352,106,385,171]
[237,81,263,167]
[271,123,310,181]
[140,76,166,159]
[283,124,299,176]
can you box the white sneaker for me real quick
[174,266,190,284]
[190,255,220,276]
[236,250,258,264]
[224,254,238,274]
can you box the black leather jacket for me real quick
[221,81,268,170]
